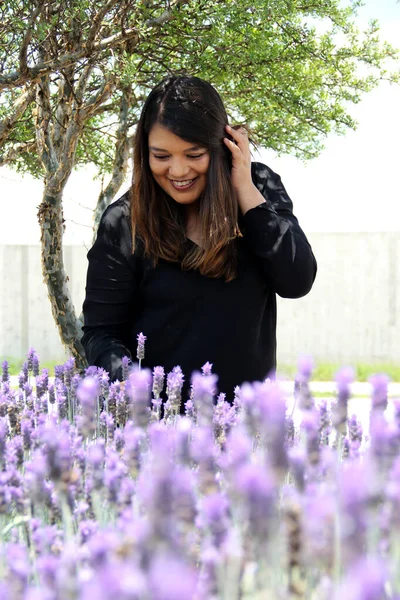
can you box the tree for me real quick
[0,0,398,369]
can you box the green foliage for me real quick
[0,0,399,175]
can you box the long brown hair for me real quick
[131,75,248,282]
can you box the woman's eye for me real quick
[153,154,205,160]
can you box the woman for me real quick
[81,75,317,408]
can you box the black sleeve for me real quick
[242,161,317,298]
[81,198,139,381]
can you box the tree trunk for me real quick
[38,189,87,372]
[91,86,134,245]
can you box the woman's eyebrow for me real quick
[149,145,203,152]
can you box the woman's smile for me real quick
[169,177,199,191]
[148,124,210,205]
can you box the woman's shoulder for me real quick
[251,161,277,192]
[100,191,147,259]
[101,191,131,228]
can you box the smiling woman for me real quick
[148,124,211,244]
[81,75,317,408]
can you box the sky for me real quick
[0,0,399,245]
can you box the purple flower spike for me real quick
[136,331,147,362]
[235,462,276,551]
[1,360,9,384]
[369,373,391,412]
[335,366,355,393]
[201,362,213,376]
[301,408,321,466]
[191,371,218,427]
[77,377,99,438]
[121,355,131,381]
[149,555,198,600]
[338,461,374,566]
[332,366,355,436]
[6,543,30,590]
[165,366,185,415]
[152,366,165,400]
[199,492,230,548]
[296,354,314,383]
[333,556,388,600]
[288,447,307,492]
[221,426,252,473]
[126,368,152,428]
[348,413,363,443]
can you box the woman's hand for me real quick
[223,125,253,193]
[223,125,266,215]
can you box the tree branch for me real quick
[86,0,120,51]
[92,86,134,243]
[19,1,45,78]
[0,0,191,91]
[0,86,35,146]
[36,75,59,173]
[0,141,36,167]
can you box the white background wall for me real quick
[1,232,399,365]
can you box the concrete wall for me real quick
[1,232,399,365]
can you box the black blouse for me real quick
[81,161,317,405]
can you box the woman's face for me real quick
[148,124,210,206]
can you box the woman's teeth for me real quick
[172,179,195,187]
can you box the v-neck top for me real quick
[81,161,317,406]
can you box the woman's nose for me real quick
[168,158,190,178]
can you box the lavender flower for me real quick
[234,462,277,558]
[213,394,236,446]
[294,354,315,411]
[332,366,355,438]
[48,384,56,405]
[6,543,30,595]
[148,554,198,600]
[77,377,99,439]
[333,556,388,600]
[257,380,289,478]
[0,418,7,469]
[121,355,131,382]
[201,362,213,376]
[348,413,363,444]
[191,371,218,428]
[152,366,165,400]
[191,426,218,495]
[301,409,321,467]
[198,492,230,548]
[136,332,147,363]
[124,424,145,478]
[369,373,391,413]
[165,366,184,415]
[1,360,9,384]
[126,368,152,428]
[338,461,373,566]
[175,417,192,466]
[296,354,314,384]
[288,447,307,493]
[27,348,36,373]
[63,358,75,388]
[87,440,106,492]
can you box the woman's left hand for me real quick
[223,125,254,194]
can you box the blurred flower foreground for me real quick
[0,345,399,600]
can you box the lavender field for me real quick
[0,342,399,599]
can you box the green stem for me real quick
[333,502,342,587]
[60,496,75,542]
